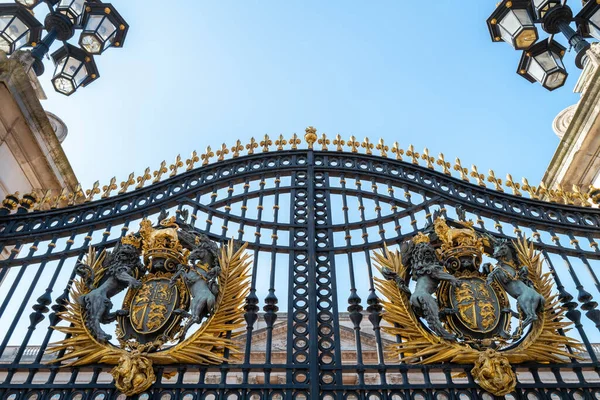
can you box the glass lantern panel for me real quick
[81,34,102,53]
[515,28,537,49]
[499,10,521,37]
[53,76,75,95]
[0,15,12,32]
[0,36,10,53]
[588,9,600,40]
[53,57,66,78]
[533,51,557,72]
[513,9,533,26]
[13,31,29,50]
[73,64,88,86]
[85,15,103,32]
[551,52,564,68]
[64,56,83,78]
[527,57,546,82]
[545,71,566,89]
[7,17,27,40]
[98,18,116,41]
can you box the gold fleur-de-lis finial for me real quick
[246,137,258,155]
[169,155,183,177]
[275,134,287,150]
[454,158,469,181]
[347,135,360,153]
[231,140,244,157]
[289,133,301,150]
[153,160,168,184]
[572,184,590,206]
[487,170,504,192]
[391,142,404,160]
[318,133,330,151]
[555,184,573,204]
[136,167,152,189]
[437,153,451,175]
[119,172,136,194]
[67,185,85,206]
[102,177,118,198]
[406,145,419,165]
[217,143,229,161]
[362,137,374,155]
[333,134,345,151]
[376,139,388,157]
[521,178,538,199]
[186,150,200,171]
[305,126,317,149]
[260,134,272,152]
[538,181,549,199]
[421,148,434,169]
[470,165,485,187]
[85,181,100,202]
[201,146,214,166]
[505,174,521,196]
[35,189,53,210]
[53,187,69,208]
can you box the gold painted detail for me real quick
[46,223,252,397]
[5,128,599,211]
[374,217,581,396]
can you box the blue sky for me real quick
[30,0,582,189]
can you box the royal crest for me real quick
[47,212,252,396]
[375,212,582,396]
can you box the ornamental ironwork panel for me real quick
[0,130,599,400]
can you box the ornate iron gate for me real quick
[0,129,599,400]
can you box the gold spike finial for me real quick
[231,140,244,158]
[333,134,345,151]
[470,165,485,187]
[119,172,136,194]
[376,139,388,158]
[275,134,287,151]
[136,168,152,189]
[521,177,538,200]
[505,174,521,197]
[454,158,469,182]
[318,133,330,151]
[406,145,419,165]
[201,146,214,166]
[289,133,301,150]
[362,137,374,155]
[347,135,360,153]
[153,161,168,184]
[305,126,317,149]
[246,137,258,155]
[421,148,434,169]
[169,155,183,177]
[487,170,504,192]
[437,153,450,175]
[85,181,100,202]
[217,143,229,161]
[260,134,272,152]
[186,150,200,170]
[102,177,118,198]
[391,142,404,160]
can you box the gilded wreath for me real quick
[374,214,581,396]
[46,212,252,396]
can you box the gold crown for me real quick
[138,218,187,265]
[121,234,142,249]
[433,217,484,256]
[412,232,431,245]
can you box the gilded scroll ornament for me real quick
[374,215,581,396]
[47,213,252,396]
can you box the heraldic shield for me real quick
[375,212,582,396]
[46,212,252,397]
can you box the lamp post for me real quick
[0,0,128,95]
[487,0,598,91]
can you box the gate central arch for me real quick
[0,128,599,400]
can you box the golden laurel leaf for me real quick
[46,239,252,368]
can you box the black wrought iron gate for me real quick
[0,133,599,400]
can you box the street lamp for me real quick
[487,0,595,91]
[0,1,128,96]
[0,4,42,54]
[50,43,98,95]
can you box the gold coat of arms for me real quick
[47,213,252,396]
[375,214,581,396]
